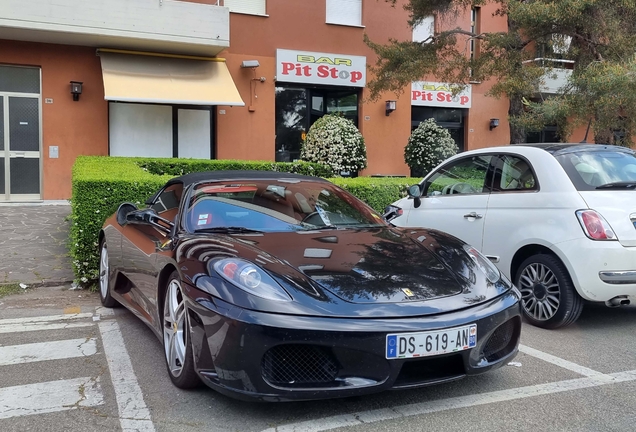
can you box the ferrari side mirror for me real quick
[124,208,174,234]
[116,202,139,226]
[383,205,403,222]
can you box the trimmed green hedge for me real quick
[138,158,334,178]
[70,156,416,286]
[70,157,171,284]
[331,177,413,212]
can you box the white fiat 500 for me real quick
[387,144,636,329]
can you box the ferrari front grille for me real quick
[482,318,518,362]
[261,344,339,387]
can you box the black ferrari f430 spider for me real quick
[99,171,521,401]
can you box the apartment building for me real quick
[1,0,560,201]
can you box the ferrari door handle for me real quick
[463,212,483,219]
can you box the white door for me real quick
[109,103,213,159]
[109,102,173,157]
[177,109,211,159]
[399,154,495,250]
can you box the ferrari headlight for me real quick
[463,245,500,284]
[211,258,292,302]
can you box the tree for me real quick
[366,0,636,144]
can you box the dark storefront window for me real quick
[411,107,467,152]
[275,85,359,162]
[526,126,559,143]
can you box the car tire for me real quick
[515,254,584,329]
[162,271,200,389]
[99,241,118,308]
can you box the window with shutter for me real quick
[224,0,266,16]
[326,0,362,27]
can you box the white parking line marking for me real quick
[95,307,115,317]
[0,338,97,366]
[262,371,636,432]
[0,322,94,334]
[0,313,94,325]
[519,344,608,377]
[0,313,95,334]
[0,377,103,419]
[99,319,155,432]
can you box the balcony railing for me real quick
[0,0,230,56]
[523,58,575,94]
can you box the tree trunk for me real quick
[508,95,526,144]
[506,15,527,144]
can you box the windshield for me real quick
[555,149,636,191]
[184,179,386,233]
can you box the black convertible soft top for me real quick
[147,170,328,205]
[165,170,328,188]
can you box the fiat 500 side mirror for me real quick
[407,185,422,208]
[407,185,422,198]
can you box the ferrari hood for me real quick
[180,227,513,318]
[294,231,464,304]
[229,228,478,304]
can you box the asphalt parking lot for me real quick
[2,288,636,432]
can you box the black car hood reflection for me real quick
[297,230,463,303]
[179,226,509,318]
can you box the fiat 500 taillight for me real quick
[575,210,618,241]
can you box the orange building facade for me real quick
[0,0,583,201]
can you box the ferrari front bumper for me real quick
[184,286,521,402]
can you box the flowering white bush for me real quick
[405,118,458,176]
[301,114,367,175]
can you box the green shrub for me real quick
[331,177,416,213]
[70,157,170,285]
[138,158,333,178]
[301,114,367,175]
[70,156,416,287]
[405,118,458,177]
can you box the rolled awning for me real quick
[98,50,244,106]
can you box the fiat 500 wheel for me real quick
[515,254,583,329]
[162,271,200,389]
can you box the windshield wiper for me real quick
[596,181,636,190]
[194,226,264,234]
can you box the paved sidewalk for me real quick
[0,204,74,286]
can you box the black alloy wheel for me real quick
[515,254,584,329]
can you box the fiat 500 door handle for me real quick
[463,212,483,219]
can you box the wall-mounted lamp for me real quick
[70,81,83,101]
[385,100,397,116]
[241,60,260,69]
[489,118,499,130]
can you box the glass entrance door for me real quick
[411,107,467,152]
[0,96,4,197]
[275,85,360,162]
[9,97,41,198]
[0,65,42,201]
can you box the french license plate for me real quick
[386,324,477,359]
